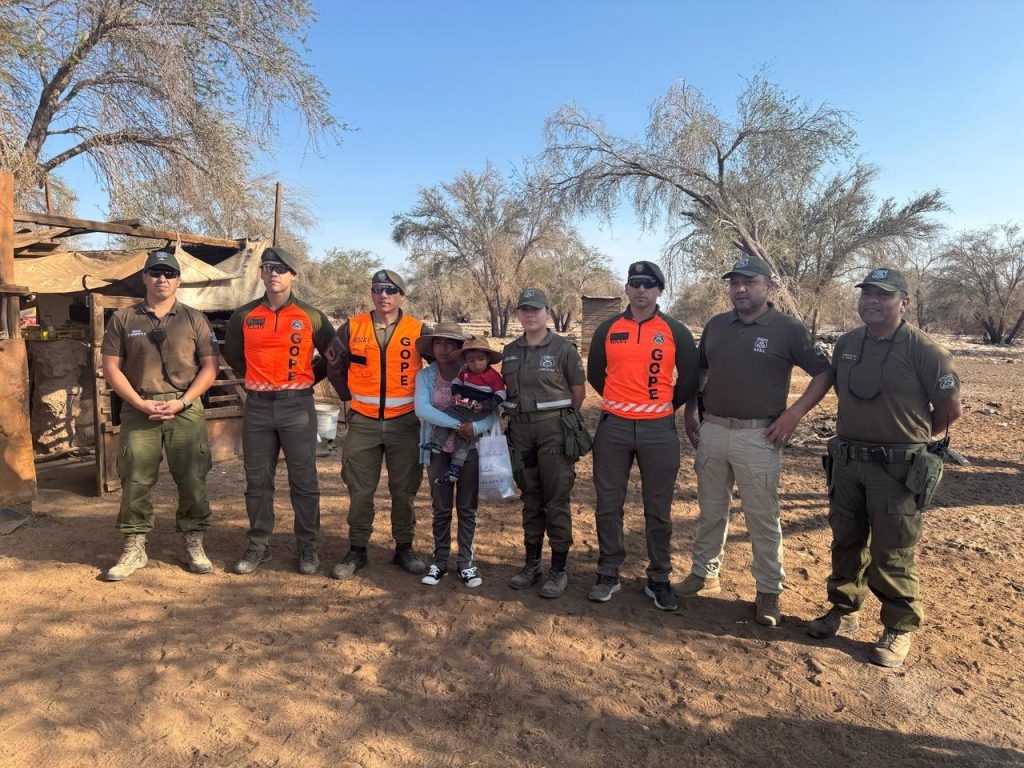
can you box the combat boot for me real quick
[393,543,426,575]
[105,534,148,581]
[297,541,320,575]
[870,629,912,668]
[331,547,368,580]
[755,591,782,626]
[234,541,271,575]
[807,607,860,639]
[539,569,568,599]
[183,532,213,574]
[675,572,721,597]
[508,542,544,590]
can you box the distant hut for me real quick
[581,295,622,355]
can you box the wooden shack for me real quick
[581,295,622,355]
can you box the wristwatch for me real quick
[180,397,194,410]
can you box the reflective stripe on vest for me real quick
[244,380,314,392]
[537,398,572,410]
[347,312,423,419]
[601,399,672,414]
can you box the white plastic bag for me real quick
[477,421,516,501]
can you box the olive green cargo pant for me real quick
[593,412,680,582]
[342,410,422,547]
[507,410,576,552]
[826,440,925,632]
[116,396,212,534]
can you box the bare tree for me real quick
[529,235,617,332]
[939,225,1024,344]
[392,164,566,337]
[0,0,340,219]
[544,74,943,326]
[406,250,482,324]
[301,248,382,321]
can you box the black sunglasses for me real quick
[372,284,401,295]
[627,277,659,290]
[261,263,291,274]
[146,268,179,280]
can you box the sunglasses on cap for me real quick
[627,277,659,290]
[145,268,179,280]
[371,284,401,295]
[260,262,291,274]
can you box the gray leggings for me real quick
[426,449,479,569]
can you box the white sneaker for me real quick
[421,564,447,585]
[460,566,483,588]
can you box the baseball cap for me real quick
[143,249,181,273]
[371,269,406,294]
[515,287,548,309]
[855,267,908,294]
[626,261,666,288]
[722,254,773,279]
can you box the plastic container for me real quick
[315,404,341,441]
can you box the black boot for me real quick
[509,541,544,589]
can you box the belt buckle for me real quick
[869,446,889,464]
[728,417,743,429]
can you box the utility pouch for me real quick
[561,408,593,459]
[905,449,944,510]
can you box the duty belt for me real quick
[838,440,918,465]
[246,388,314,401]
[703,413,773,429]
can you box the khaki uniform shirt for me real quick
[700,305,831,420]
[501,331,585,413]
[101,301,216,395]
[833,321,960,445]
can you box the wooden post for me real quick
[0,171,37,507]
[273,181,282,246]
[0,172,13,286]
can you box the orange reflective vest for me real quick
[347,312,423,419]
[599,313,678,419]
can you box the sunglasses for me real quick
[627,277,659,290]
[145,269,179,280]
[261,263,291,275]
[372,284,401,295]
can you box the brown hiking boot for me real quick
[807,607,860,639]
[105,534,148,581]
[183,532,213,574]
[755,591,782,627]
[675,572,721,597]
[870,629,912,668]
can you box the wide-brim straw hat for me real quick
[456,335,502,365]
[415,322,465,357]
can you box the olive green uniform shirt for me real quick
[101,301,216,395]
[833,321,960,445]
[501,331,585,413]
[700,304,831,420]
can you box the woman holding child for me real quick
[414,323,498,589]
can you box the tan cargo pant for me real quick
[690,419,785,594]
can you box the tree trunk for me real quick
[487,301,501,337]
[1005,309,1024,344]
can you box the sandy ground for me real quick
[1,340,1022,768]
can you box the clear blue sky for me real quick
[73,1,1024,277]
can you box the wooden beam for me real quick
[12,210,245,249]
[13,227,72,249]
[1,172,13,286]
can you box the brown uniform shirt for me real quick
[501,330,585,413]
[700,305,831,420]
[101,301,216,395]
[833,321,960,445]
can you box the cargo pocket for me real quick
[199,441,212,478]
[885,494,923,550]
[117,443,130,483]
[507,442,526,489]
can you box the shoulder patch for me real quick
[938,373,957,390]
